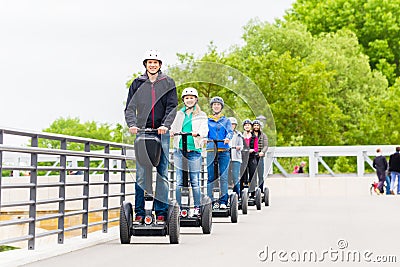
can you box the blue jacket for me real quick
[206,116,233,150]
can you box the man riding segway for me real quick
[121,49,180,243]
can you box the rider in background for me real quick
[228,117,243,198]
[206,96,233,209]
[252,119,268,192]
[170,87,208,216]
[240,119,258,197]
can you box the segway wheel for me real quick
[230,193,239,223]
[201,196,212,234]
[241,189,248,215]
[119,203,132,244]
[264,187,270,206]
[168,201,180,244]
[255,188,262,210]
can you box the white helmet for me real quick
[228,117,238,125]
[181,87,199,99]
[143,50,162,66]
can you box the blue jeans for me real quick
[207,150,230,205]
[390,171,400,194]
[230,161,241,197]
[135,132,170,217]
[174,149,202,208]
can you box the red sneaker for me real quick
[135,215,144,223]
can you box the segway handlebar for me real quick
[206,139,227,143]
[137,128,159,133]
[173,132,199,137]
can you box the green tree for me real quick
[39,117,124,150]
[286,0,400,84]
[223,20,388,145]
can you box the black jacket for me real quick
[389,152,400,172]
[124,72,178,129]
[373,155,388,171]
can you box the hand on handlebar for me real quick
[129,126,139,134]
[158,126,168,135]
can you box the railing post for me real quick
[309,152,318,177]
[28,135,38,250]
[58,138,67,244]
[121,147,126,203]
[82,142,90,239]
[103,145,110,233]
[357,151,365,177]
[0,129,3,213]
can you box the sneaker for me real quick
[193,207,201,216]
[135,215,144,223]
[156,215,166,223]
[220,204,227,209]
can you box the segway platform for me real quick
[131,223,167,236]
[180,216,201,227]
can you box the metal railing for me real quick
[0,128,137,250]
[0,127,210,250]
[267,145,397,177]
[1,127,394,250]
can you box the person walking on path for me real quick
[373,148,388,195]
[389,147,400,195]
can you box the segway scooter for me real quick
[174,132,212,234]
[208,139,239,223]
[240,148,262,211]
[119,129,180,244]
[261,183,270,206]
[229,147,248,215]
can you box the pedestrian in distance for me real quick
[298,161,307,173]
[389,146,400,195]
[373,148,388,195]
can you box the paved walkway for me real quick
[2,194,398,267]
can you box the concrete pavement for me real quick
[8,194,400,267]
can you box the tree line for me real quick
[42,0,400,150]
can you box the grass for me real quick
[0,245,19,252]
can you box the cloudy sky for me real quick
[0,0,295,134]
